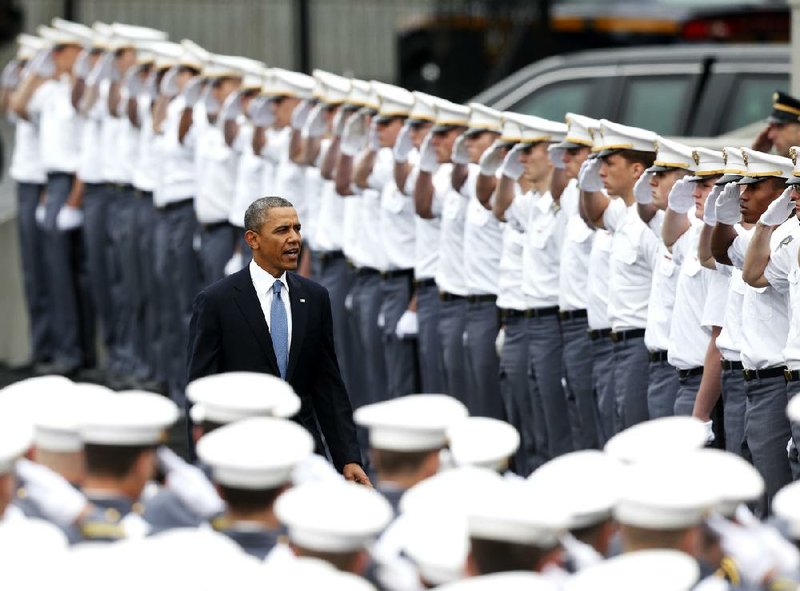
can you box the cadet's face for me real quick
[522,142,552,184]
[650,169,686,210]
[431,128,462,163]
[272,96,300,128]
[115,48,137,75]
[212,77,241,105]
[563,146,590,180]
[740,179,783,224]
[377,117,403,148]
[465,131,498,164]
[409,121,432,149]
[240,89,259,115]
[790,185,800,217]
[767,122,800,158]
[692,176,720,219]
[599,154,640,197]
[175,70,195,92]
[53,45,81,73]
[246,207,302,276]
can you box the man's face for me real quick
[522,142,552,185]
[739,178,784,224]
[563,146,590,180]
[212,77,242,106]
[272,96,300,128]
[767,122,800,158]
[431,127,462,163]
[691,176,721,219]
[115,48,137,75]
[465,130,498,164]
[52,44,81,73]
[409,121,432,149]
[790,185,800,217]
[239,89,259,115]
[377,117,404,148]
[650,169,687,211]
[175,68,196,93]
[246,207,302,276]
[599,153,642,197]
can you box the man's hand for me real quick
[548,145,566,170]
[343,463,372,487]
[751,125,774,153]
[340,111,368,156]
[578,158,603,192]
[715,182,742,225]
[499,143,526,181]
[667,178,694,214]
[302,103,328,138]
[181,77,205,108]
[418,135,438,173]
[759,187,794,226]
[451,134,470,165]
[479,140,505,176]
[633,172,653,205]
[703,185,722,227]
[247,95,274,128]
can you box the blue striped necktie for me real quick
[270,280,288,379]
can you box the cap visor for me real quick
[737,176,768,186]
[786,176,800,185]
[432,124,457,134]
[551,140,587,150]
[646,164,683,173]
[597,148,622,158]
[684,175,702,182]
[769,114,797,125]
[716,174,743,185]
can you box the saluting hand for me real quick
[342,462,373,487]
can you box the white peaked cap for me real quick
[37,25,85,47]
[466,103,502,134]
[313,69,351,105]
[737,148,794,184]
[686,147,725,181]
[564,549,700,591]
[649,136,696,172]
[597,119,657,156]
[604,416,706,463]
[400,509,469,585]
[148,40,183,70]
[373,81,413,118]
[354,394,467,452]
[504,112,567,144]
[50,18,94,46]
[179,39,209,70]
[682,448,763,517]
[433,99,470,129]
[447,417,520,470]
[33,383,115,452]
[551,112,599,149]
[0,417,32,474]
[527,450,626,528]
[409,91,438,123]
[500,113,523,143]
[186,371,301,423]
[437,572,558,591]
[197,417,314,489]
[79,390,179,446]
[400,466,503,515]
[265,68,315,99]
[773,481,800,539]
[275,480,393,552]
[347,78,379,110]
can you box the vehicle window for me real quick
[618,76,691,135]
[509,79,592,121]
[719,75,789,133]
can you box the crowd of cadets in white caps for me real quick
[10,15,800,590]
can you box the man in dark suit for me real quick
[187,196,369,485]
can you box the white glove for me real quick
[219,90,243,122]
[668,178,695,214]
[495,327,506,358]
[332,108,348,137]
[760,186,795,226]
[417,135,438,173]
[479,140,505,176]
[578,158,604,192]
[35,203,46,227]
[733,505,800,580]
[368,121,381,152]
[392,121,414,163]
[340,111,368,157]
[302,103,328,138]
[143,68,159,99]
[290,99,313,130]
[633,172,654,205]
[500,143,526,181]
[181,77,205,108]
[395,310,418,339]
[451,134,470,165]
[122,64,144,97]
[15,458,88,528]
[157,446,225,519]
[1,59,19,89]
[714,182,742,225]
[561,533,603,570]
[703,185,722,227]
[224,251,243,275]
[201,85,220,116]
[707,513,776,587]
[159,67,180,97]
[548,145,566,169]
[248,95,274,127]
[788,436,796,458]
[27,49,55,78]
[703,420,715,444]
[72,50,92,79]
[86,52,117,86]
[56,205,83,231]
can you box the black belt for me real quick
[158,198,193,212]
[108,182,133,191]
[440,291,466,302]
[559,309,587,321]
[201,221,231,233]
[721,359,743,371]
[588,328,612,340]
[785,369,800,382]
[135,189,153,199]
[743,366,787,382]
[610,328,646,343]
[499,308,527,320]
[356,267,380,277]
[525,306,559,319]
[649,350,668,363]
[678,367,703,379]
[414,278,436,289]
[319,250,345,263]
[467,294,497,304]
[381,268,414,280]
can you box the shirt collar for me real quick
[249,260,289,296]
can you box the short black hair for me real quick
[469,537,554,575]
[244,196,295,233]
[616,149,656,169]
[372,448,438,476]
[85,444,155,479]
[217,484,284,513]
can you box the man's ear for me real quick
[244,229,258,250]
[630,161,645,180]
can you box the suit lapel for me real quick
[286,273,307,381]
[231,268,280,374]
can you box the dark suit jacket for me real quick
[186,267,362,471]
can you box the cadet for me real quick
[564,550,700,591]
[448,417,520,475]
[754,91,800,158]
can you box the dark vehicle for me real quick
[470,43,789,137]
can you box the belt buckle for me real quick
[610,331,620,343]
[744,369,754,380]
[785,368,794,382]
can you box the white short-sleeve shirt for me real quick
[559,182,594,311]
[76,86,105,184]
[10,117,46,184]
[414,162,447,281]
[463,166,502,295]
[132,93,158,192]
[520,190,568,308]
[30,76,81,174]
[763,217,800,369]
[380,156,416,270]
[154,96,197,206]
[194,123,238,224]
[229,124,263,227]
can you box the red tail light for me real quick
[681,12,788,42]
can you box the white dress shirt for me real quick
[303,141,327,251]
[763,217,800,370]
[154,96,197,206]
[10,117,46,184]
[229,123,263,227]
[76,86,105,184]
[463,165,502,295]
[434,166,469,296]
[497,186,531,311]
[133,93,158,192]
[716,267,744,362]
[559,180,593,311]
[414,163,448,281]
[195,122,238,224]
[249,260,293,350]
[358,148,393,272]
[29,75,82,174]
[381,150,417,271]
[587,229,612,331]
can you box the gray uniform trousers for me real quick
[464,299,504,419]
[42,172,83,370]
[133,191,160,381]
[198,222,236,288]
[612,333,650,432]
[499,313,544,475]
[561,314,600,450]
[744,372,792,516]
[591,332,616,446]
[16,181,52,363]
[352,270,388,402]
[438,297,470,408]
[721,364,749,459]
[380,272,419,400]
[673,371,703,416]
[785,380,800,480]
[153,199,200,403]
[415,281,446,393]
[647,357,680,419]
[526,312,572,459]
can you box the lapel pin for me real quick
[300,298,306,303]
